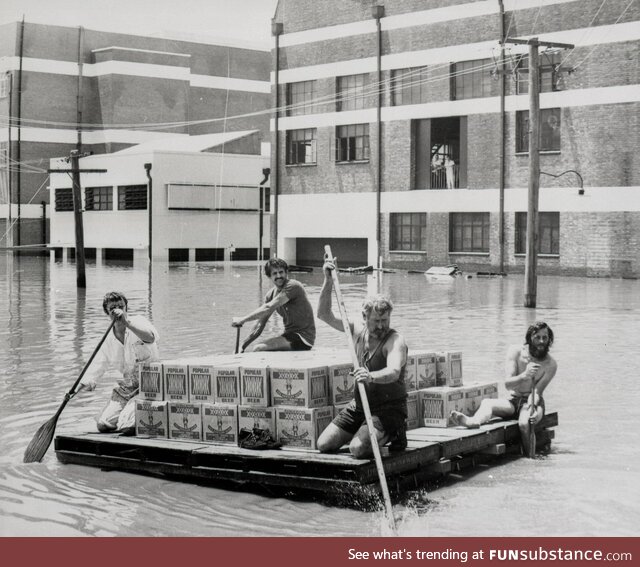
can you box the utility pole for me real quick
[48,152,106,288]
[504,37,574,308]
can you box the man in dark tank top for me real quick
[316,260,408,458]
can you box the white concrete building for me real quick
[49,131,271,264]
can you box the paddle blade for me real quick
[23,415,58,463]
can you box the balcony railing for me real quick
[430,164,460,189]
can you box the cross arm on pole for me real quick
[47,169,107,173]
[505,37,574,49]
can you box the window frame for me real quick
[85,186,113,211]
[515,211,560,255]
[390,212,426,252]
[117,185,147,210]
[516,51,562,95]
[449,212,490,253]
[391,66,429,106]
[516,108,561,153]
[450,58,493,100]
[285,128,317,166]
[286,80,317,116]
[335,123,370,163]
[336,74,367,112]
[54,188,74,212]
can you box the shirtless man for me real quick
[451,321,557,456]
[232,258,316,352]
[316,260,408,458]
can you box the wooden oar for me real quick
[23,319,116,463]
[324,245,396,533]
[528,386,537,458]
[235,325,241,354]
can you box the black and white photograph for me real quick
[1,0,638,548]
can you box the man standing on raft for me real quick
[451,321,557,456]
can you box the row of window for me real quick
[391,212,560,255]
[54,185,148,212]
[286,54,561,115]
[286,107,560,166]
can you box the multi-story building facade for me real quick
[270,0,640,277]
[0,21,271,250]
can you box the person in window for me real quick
[232,258,316,352]
[78,291,159,434]
[451,321,557,457]
[444,155,456,189]
[316,259,408,457]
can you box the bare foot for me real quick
[450,410,479,429]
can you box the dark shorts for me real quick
[282,331,313,351]
[332,399,407,437]
[507,394,545,417]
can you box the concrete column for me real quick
[133,248,149,267]
[189,248,196,265]
[63,248,69,262]
[96,248,104,267]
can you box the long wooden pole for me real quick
[524,40,540,308]
[324,245,396,533]
[70,150,87,288]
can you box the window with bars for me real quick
[337,74,367,111]
[286,129,317,165]
[55,188,74,211]
[286,80,317,116]
[516,51,562,94]
[335,124,369,162]
[391,67,429,106]
[450,59,493,100]
[85,186,113,211]
[516,108,561,153]
[118,185,147,210]
[449,212,490,253]
[515,212,559,255]
[390,212,426,251]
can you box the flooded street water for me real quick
[1,253,638,537]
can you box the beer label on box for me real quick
[214,367,240,404]
[189,365,214,403]
[240,367,269,406]
[139,362,163,400]
[238,406,276,432]
[164,364,189,402]
[416,353,437,389]
[329,363,354,405]
[272,369,306,406]
[203,404,238,444]
[168,402,202,440]
[135,400,168,437]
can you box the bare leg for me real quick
[251,336,293,352]
[519,403,544,457]
[451,398,516,428]
[317,422,354,453]
[349,417,389,459]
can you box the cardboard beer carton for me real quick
[482,381,499,400]
[188,363,215,404]
[418,386,466,427]
[139,362,164,401]
[415,351,437,389]
[463,384,483,416]
[275,406,333,450]
[163,361,190,402]
[214,365,241,405]
[202,403,238,445]
[237,405,276,433]
[404,354,417,392]
[168,402,202,441]
[406,390,420,430]
[270,363,329,408]
[135,400,168,438]
[240,365,270,407]
[435,351,463,387]
[327,362,355,406]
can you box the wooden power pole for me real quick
[505,37,574,308]
[48,152,106,288]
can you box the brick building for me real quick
[0,21,271,250]
[270,0,640,277]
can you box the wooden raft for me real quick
[54,413,557,504]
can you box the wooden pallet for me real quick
[55,412,557,505]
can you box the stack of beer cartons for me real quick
[164,359,203,441]
[270,355,332,450]
[326,350,355,419]
[463,380,499,417]
[136,361,168,438]
[417,350,466,428]
[236,353,276,440]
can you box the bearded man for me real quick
[451,321,557,456]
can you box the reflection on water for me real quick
[1,253,639,536]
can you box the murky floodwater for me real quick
[1,253,639,536]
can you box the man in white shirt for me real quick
[79,291,159,433]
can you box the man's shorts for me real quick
[508,394,545,417]
[282,331,313,351]
[332,399,407,437]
